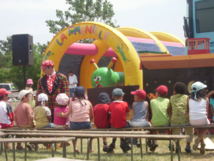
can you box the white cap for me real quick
[191,81,207,92]
[56,93,69,106]
[18,90,31,100]
[38,93,48,102]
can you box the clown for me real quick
[36,60,69,121]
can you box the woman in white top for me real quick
[189,81,210,154]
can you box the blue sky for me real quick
[0,0,187,43]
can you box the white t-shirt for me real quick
[189,98,207,120]
[68,75,78,88]
[0,101,11,124]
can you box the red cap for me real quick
[131,89,147,99]
[156,85,168,96]
[0,88,11,96]
[41,60,54,68]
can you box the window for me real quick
[196,0,214,33]
[0,85,10,90]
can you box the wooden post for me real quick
[80,138,83,153]
[97,138,100,161]
[51,143,54,157]
[12,142,16,161]
[170,140,173,161]
[131,138,133,161]
[176,140,181,161]
[4,143,8,161]
[24,142,27,161]
[86,138,90,160]
[140,138,143,159]
[62,142,66,158]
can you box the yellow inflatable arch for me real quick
[117,27,170,54]
[43,22,142,89]
[151,32,185,46]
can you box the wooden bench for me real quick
[3,129,149,135]
[3,124,214,133]
[2,124,214,160]
[35,158,88,161]
[1,127,146,132]
[142,124,214,130]
[0,137,73,161]
[4,129,150,158]
[5,130,149,157]
[5,131,189,161]
[0,132,7,137]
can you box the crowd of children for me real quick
[0,80,213,154]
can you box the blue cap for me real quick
[98,92,111,104]
[112,88,125,97]
[74,86,85,98]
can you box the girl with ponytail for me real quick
[189,81,210,154]
[59,86,93,153]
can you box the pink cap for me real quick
[156,85,168,96]
[26,79,33,85]
[131,89,147,99]
[0,88,11,96]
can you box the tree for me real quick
[46,0,117,34]
[0,37,12,68]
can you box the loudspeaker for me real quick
[12,34,33,65]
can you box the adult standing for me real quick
[25,78,34,92]
[37,60,69,121]
[68,71,78,97]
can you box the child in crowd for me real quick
[207,90,214,134]
[108,88,130,153]
[0,88,14,128]
[149,85,170,151]
[0,88,14,149]
[168,82,192,153]
[189,81,210,154]
[14,90,34,150]
[15,90,34,128]
[128,89,150,147]
[207,90,214,123]
[59,86,93,153]
[93,92,111,152]
[34,93,53,128]
[129,89,150,127]
[54,93,69,128]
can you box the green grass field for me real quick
[1,139,214,161]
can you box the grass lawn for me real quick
[1,138,214,161]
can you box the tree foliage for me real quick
[46,0,117,34]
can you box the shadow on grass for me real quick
[3,149,214,161]
[188,152,214,159]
